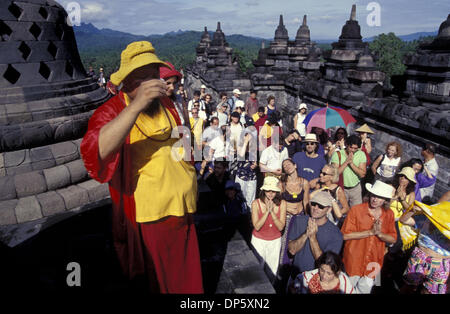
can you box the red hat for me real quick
[159,61,182,81]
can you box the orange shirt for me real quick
[341,203,397,277]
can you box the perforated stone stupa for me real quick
[0,0,110,246]
[252,14,322,98]
[187,22,251,96]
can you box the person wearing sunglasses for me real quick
[309,164,350,227]
[292,133,326,182]
[287,191,344,286]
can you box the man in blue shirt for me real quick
[292,133,326,181]
[287,191,343,279]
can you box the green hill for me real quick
[73,23,266,79]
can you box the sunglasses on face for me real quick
[311,202,327,209]
[306,143,316,146]
[320,171,331,176]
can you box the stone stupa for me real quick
[0,0,110,246]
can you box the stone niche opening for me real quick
[0,20,13,40]
[38,61,51,80]
[47,41,58,59]
[3,64,21,84]
[19,41,32,61]
[8,3,23,20]
[39,7,49,20]
[29,22,42,40]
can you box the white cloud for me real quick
[56,0,448,39]
[81,2,112,22]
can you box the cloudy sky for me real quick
[59,0,449,39]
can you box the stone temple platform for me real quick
[0,202,274,294]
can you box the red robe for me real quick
[80,92,203,293]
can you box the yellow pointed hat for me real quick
[355,123,375,134]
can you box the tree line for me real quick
[77,31,434,87]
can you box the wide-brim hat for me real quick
[110,41,170,86]
[232,89,241,95]
[398,167,417,183]
[355,123,375,134]
[298,103,308,110]
[261,176,281,192]
[304,133,318,143]
[159,61,182,81]
[365,180,395,199]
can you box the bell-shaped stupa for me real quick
[0,0,110,246]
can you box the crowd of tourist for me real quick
[85,49,448,295]
[165,77,448,295]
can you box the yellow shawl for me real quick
[400,200,450,250]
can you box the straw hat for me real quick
[365,180,395,199]
[397,167,417,183]
[355,123,374,134]
[260,176,281,192]
[110,41,169,86]
[304,133,318,143]
[232,88,241,95]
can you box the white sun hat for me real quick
[365,180,395,199]
[260,176,281,192]
[298,103,308,110]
